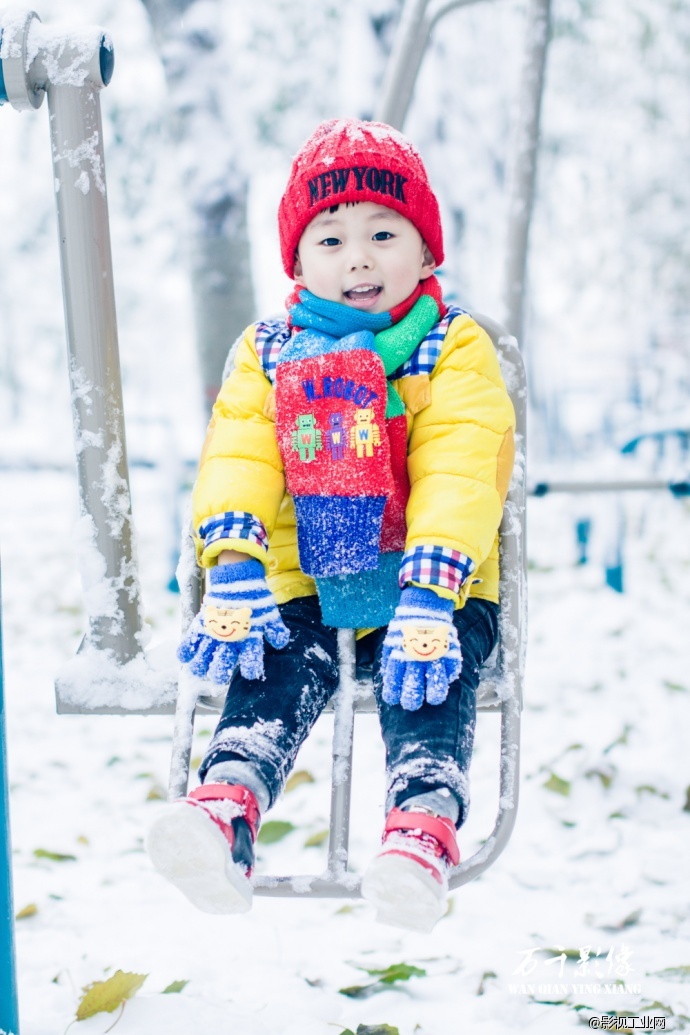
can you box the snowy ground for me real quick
[2,461,690,1034]
[2,1,690,1031]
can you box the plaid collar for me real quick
[254,304,467,386]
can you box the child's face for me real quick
[294,201,435,313]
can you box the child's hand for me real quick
[178,559,290,683]
[381,587,462,710]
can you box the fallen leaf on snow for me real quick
[285,769,315,791]
[34,848,77,862]
[76,970,147,1021]
[257,820,296,844]
[162,979,189,993]
[15,903,38,919]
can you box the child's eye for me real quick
[372,231,394,241]
[320,237,341,247]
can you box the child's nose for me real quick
[346,243,374,270]
[349,257,371,271]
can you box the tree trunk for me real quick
[502,0,551,347]
[141,0,256,414]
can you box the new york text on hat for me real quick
[308,166,408,206]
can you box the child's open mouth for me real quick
[343,285,382,305]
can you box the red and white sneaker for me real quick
[145,784,260,914]
[361,808,460,932]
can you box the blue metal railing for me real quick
[99,35,114,88]
[530,479,690,498]
[0,560,20,1035]
[0,29,8,105]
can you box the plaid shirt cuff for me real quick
[398,545,476,596]
[198,511,269,554]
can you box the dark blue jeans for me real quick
[199,594,499,828]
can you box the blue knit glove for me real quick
[178,559,290,683]
[381,587,462,710]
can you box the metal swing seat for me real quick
[1,8,526,903]
[168,314,527,900]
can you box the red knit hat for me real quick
[278,118,444,278]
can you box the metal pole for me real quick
[501,0,551,343]
[327,629,357,876]
[376,0,549,348]
[529,479,690,497]
[167,670,200,802]
[0,11,144,665]
[0,28,7,104]
[449,316,526,889]
[45,28,143,662]
[375,0,496,129]
[450,691,520,888]
[375,0,431,128]
[0,561,20,1035]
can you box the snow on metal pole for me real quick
[0,561,20,1035]
[0,11,144,667]
[328,629,358,877]
[502,0,551,344]
[449,317,525,890]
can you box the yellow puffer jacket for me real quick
[193,312,515,609]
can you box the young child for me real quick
[146,118,515,932]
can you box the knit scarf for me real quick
[275,277,446,628]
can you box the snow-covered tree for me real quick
[141,0,256,414]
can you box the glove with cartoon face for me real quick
[380,587,462,710]
[178,559,290,683]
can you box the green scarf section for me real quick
[373,294,441,417]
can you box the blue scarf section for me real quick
[289,289,393,339]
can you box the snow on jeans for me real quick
[198,594,499,827]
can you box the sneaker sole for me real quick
[361,852,447,933]
[146,803,252,914]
